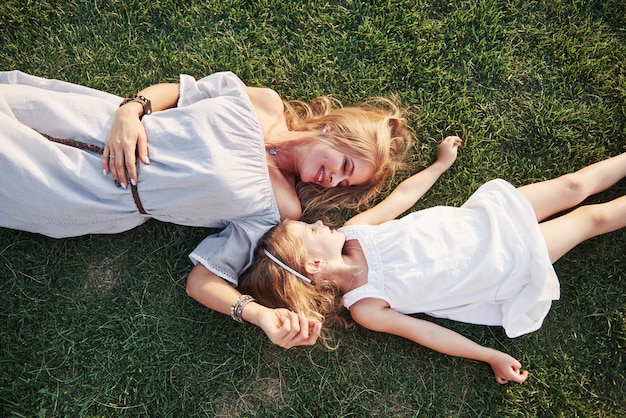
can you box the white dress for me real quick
[0,71,279,285]
[341,179,560,338]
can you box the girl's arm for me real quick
[345,136,462,226]
[186,264,322,349]
[350,298,528,384]
[103,83,180,188]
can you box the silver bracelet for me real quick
[230,295,255,323]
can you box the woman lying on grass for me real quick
[0,70,413,348]
[240,136,626,383]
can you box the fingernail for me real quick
[114,180,121,188]
[130,179,136,186]
[103,169,107,176]
[145,156,150,164]
[314,322,322,331]
[299,311,305,317]
[122,183,127,189]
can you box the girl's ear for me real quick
[305,258,327,275]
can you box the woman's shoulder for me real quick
[246,86,288,138]
[246,87,284,116]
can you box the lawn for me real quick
[1,0,625,416]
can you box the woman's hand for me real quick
[488,350,529,384]
[103,103,150,189]
[186,264,321,349]
[436,136,462,170]
[256,307,322,349]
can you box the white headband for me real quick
[263,248,313,284]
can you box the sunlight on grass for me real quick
[1,0,625,416]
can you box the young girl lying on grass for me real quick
[240,136,626,384]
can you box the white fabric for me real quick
[341,179,560,338]
[0,70,280,285]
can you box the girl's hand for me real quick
[488,351,529,384]
[257,308,322,349]
[436,136,462,170]
[102,104,150,189]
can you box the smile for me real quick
[316,167,325,184]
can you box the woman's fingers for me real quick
[259,308,322,349]
[276,310,321,349]
[512,369,529,383]
[102,107,150,188]
[103,147,132,189]
[124,131,150,186]
[122,149,138,187]
[103,137,149,188]
[137,130,150,165]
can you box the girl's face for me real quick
[298,143,374,188]
[287,220,345,261]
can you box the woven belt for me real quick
[40,132,148,215]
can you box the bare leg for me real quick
[539,194,626,263]
[518,153,626,221]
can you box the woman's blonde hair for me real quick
[281,96,414,214]
[239,220,348,346]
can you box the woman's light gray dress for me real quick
[0,71,279,284]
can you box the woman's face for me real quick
[299,143,374,188]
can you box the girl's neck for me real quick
[336,240,368,293]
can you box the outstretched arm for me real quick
[350,298,528,384]
[345,136,462,226]
[103,83,180,188]
[186,264,322,349]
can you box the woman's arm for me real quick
[186,264,322,348]
[350,298,528,384]
[345,136,461,226]
[103,83,180,188]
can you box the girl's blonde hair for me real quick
[280,96,414,214]
[239,220,348,346]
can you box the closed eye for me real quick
[341,158,355,187]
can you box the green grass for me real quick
[1,0,625,416]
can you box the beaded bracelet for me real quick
[230,295,255,323]
[119,94,152,120]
